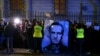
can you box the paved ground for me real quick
[0,48,97,56]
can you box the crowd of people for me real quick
[0,19,100,54]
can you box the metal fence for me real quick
[2,11,100,25]
[31,11,100,25]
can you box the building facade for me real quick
[0,0,4,20]
[2,0,100,24]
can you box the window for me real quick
[9,0,25,16]
[9,0,24,10]
[54,0,66,15]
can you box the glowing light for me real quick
[14,17,20,24]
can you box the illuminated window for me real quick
[9,0,25,17]
[54,0,66,15]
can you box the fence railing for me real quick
[31,11,100,24]
[2,11,100,25]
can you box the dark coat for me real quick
[4,23,15,37]
[42,43,68,54]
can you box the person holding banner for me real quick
[42,22,67,53]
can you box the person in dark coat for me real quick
[0,21,5,49]
[4,22,15,53]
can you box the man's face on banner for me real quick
[50,25,62,44]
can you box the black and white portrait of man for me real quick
[42,20,69,53]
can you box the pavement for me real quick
[0,48,70,56]
[0,48,98,56]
